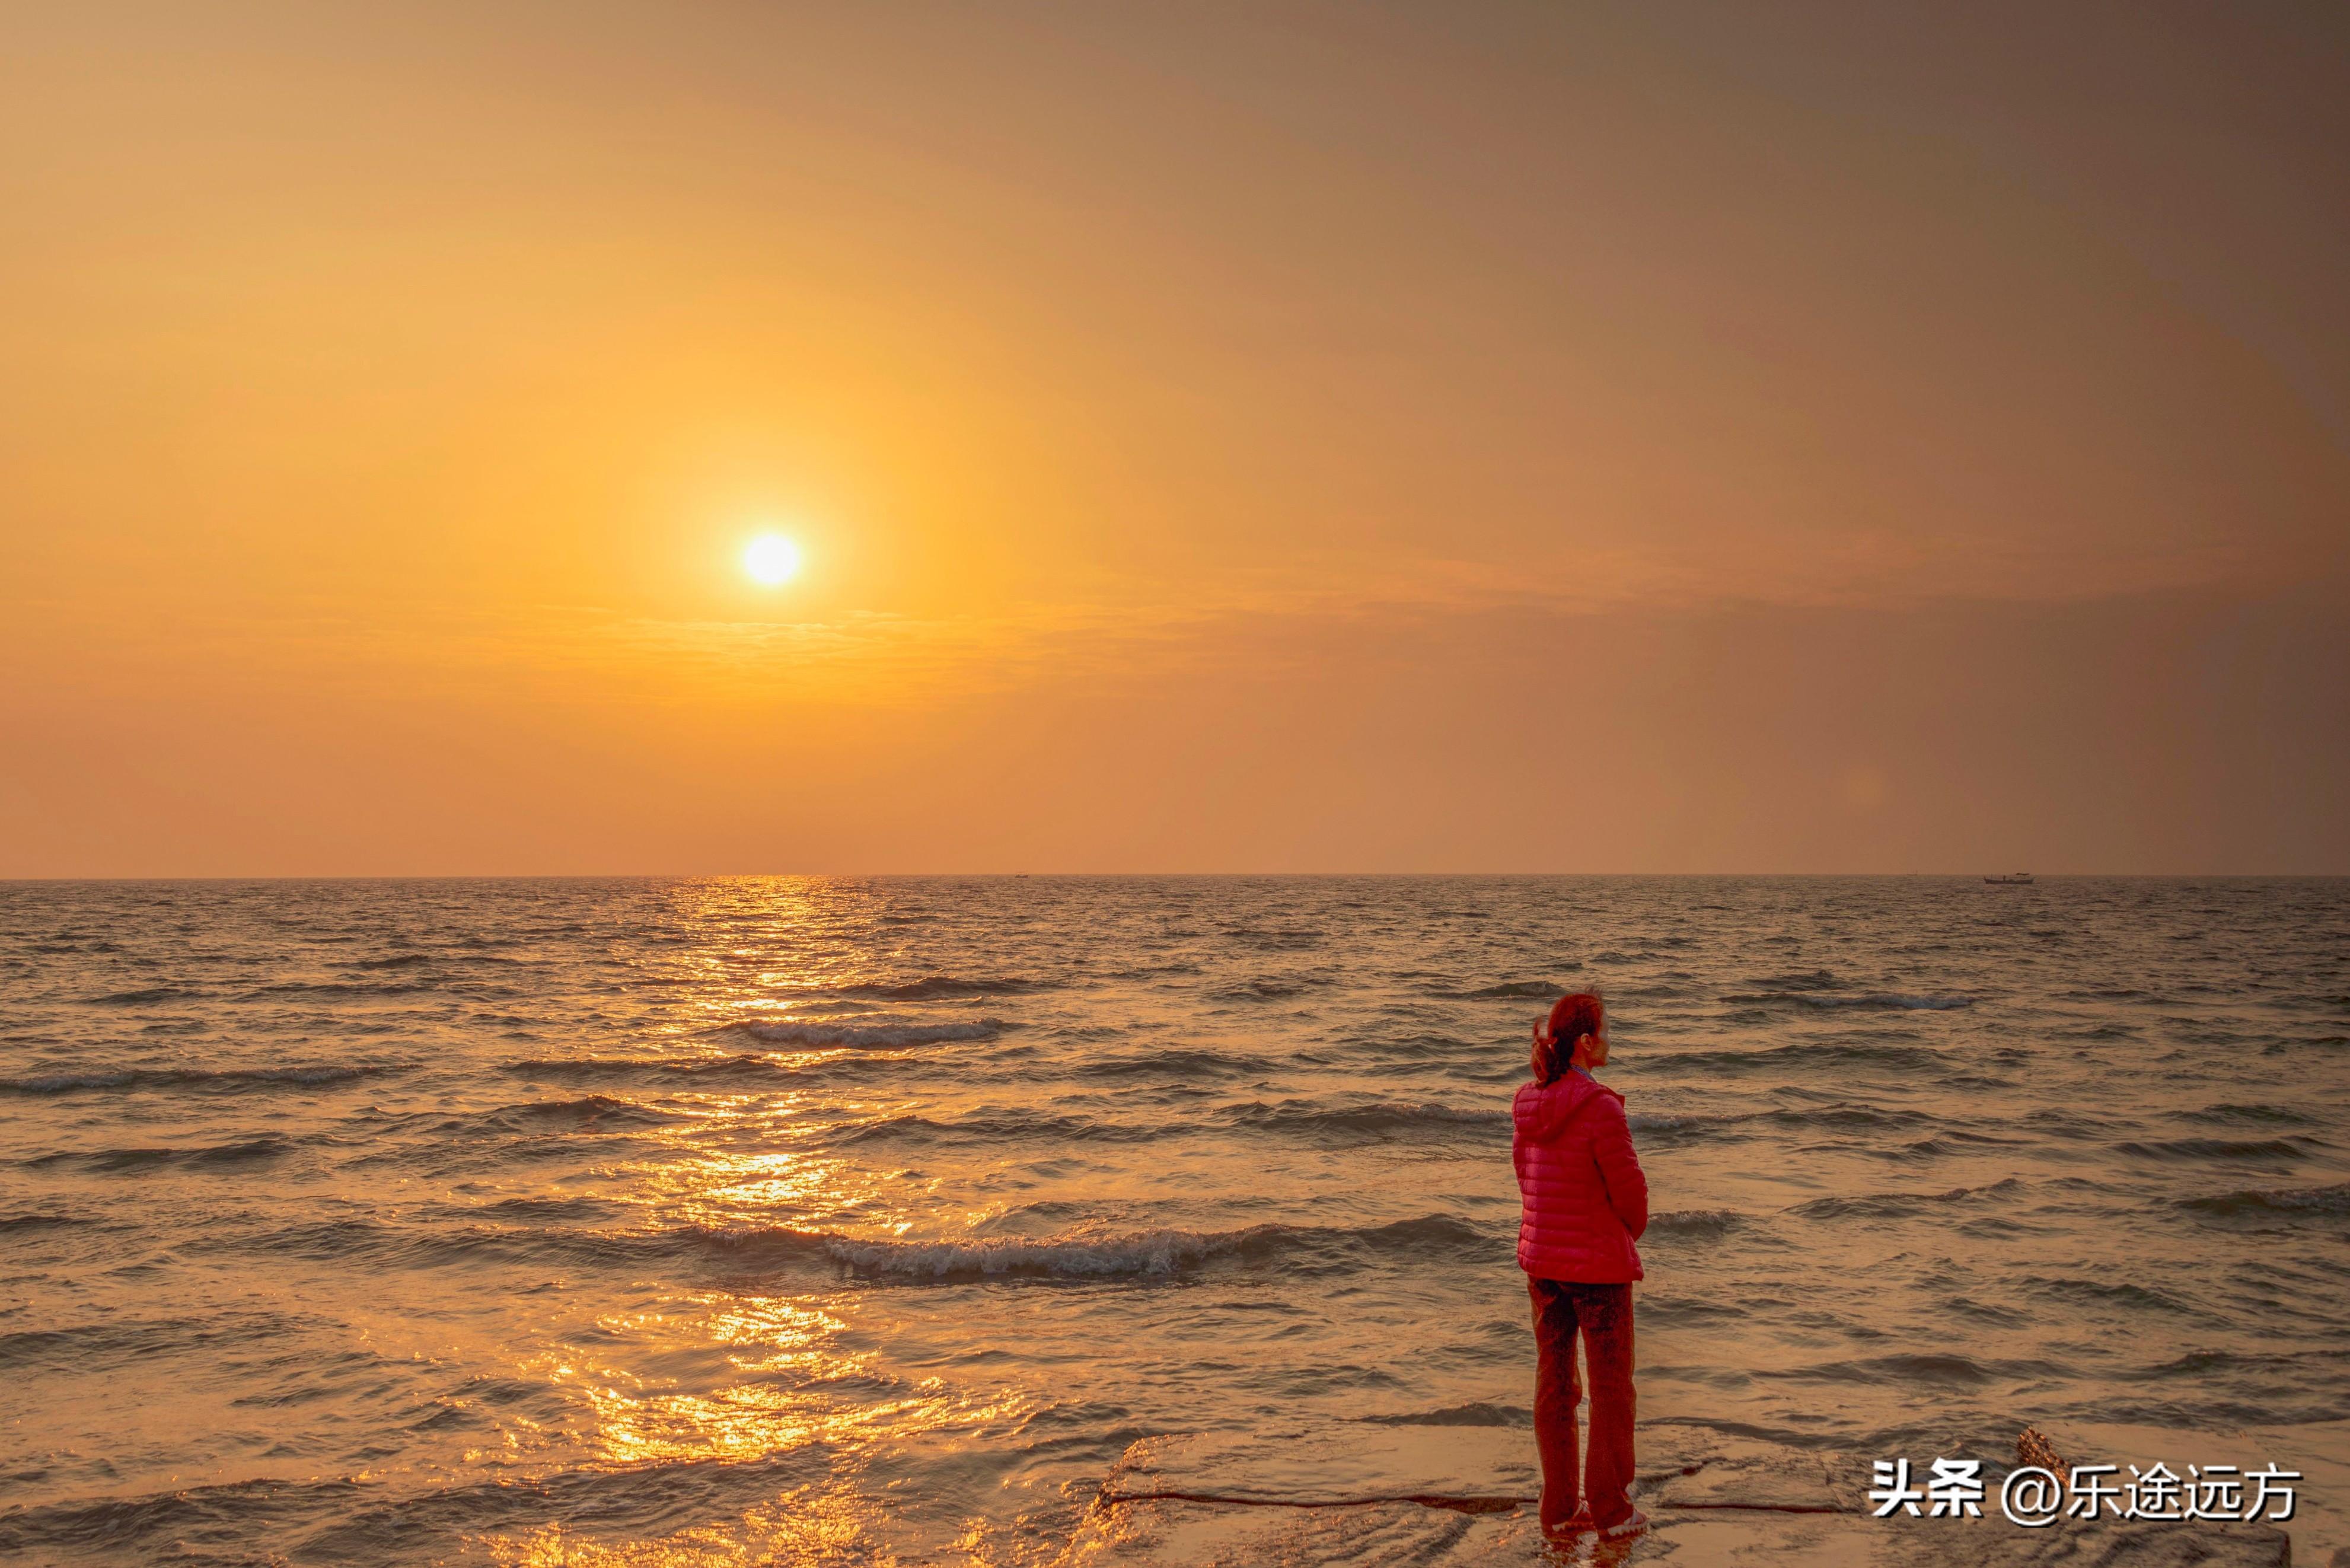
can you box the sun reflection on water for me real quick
[375,878,1064,1562]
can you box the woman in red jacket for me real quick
[1514,991,1649,1542]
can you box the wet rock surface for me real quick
[1065,1422,2293,1566]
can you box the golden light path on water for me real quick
[450,882,1048,1562]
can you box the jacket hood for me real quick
[1514,1070,1621,1143]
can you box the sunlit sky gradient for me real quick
[4,2,2345,874]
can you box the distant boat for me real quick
[1984,872,2035,885]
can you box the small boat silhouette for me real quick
[1984,872,2035,885]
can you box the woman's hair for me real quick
[1532,992,1605,1086]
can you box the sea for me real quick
[2,877,2346,1565]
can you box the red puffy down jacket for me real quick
[1513,1070,1648,1283]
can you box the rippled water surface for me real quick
[3,877,2346,1564]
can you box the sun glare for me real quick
[742,534,802,587]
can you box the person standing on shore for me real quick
[1514,992,1650,1542]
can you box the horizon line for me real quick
[5,871,2346,885]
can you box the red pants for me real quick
[1528,1277,1637,1532]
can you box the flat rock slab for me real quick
[1068,1422,2290,1567]
[1067,1497,2290,1567]
[1098,1425,1539,1510]
[1095,1422,1852,1513]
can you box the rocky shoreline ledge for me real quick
[1062,1422,2298,1566]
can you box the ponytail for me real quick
[1532,992,1605,1086]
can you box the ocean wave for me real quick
[1877,1126,2031,1161]
[1724,988,1973,1011]
[1647,1041,1948,1075]
[1638,1293,1756,1327]
[2180,1181,2350,1219]
[2116,1136,2322,1162]
[1221,1098,1510,1138]
[731,1018,1003,1049]
[1353,1401,1528,1428]
[463,1096,678,1133]
[80,986,207,1006]
[1213,976,1328,1001]
[1753,1104,1934,1133]
[430,1194,620,1225]
[0,1063,399,1096]
[240,1212,1499,1283]
[245,1217,834,1276]
[827,1226,1233,1278]
[2021,1276,2201,1315]
[501,1054,792,1087]
[1645,1208,1746,1239]
[828,1213,1497,1280]
[825,976,1046,1000]
[2141,1348,2350,1378]
[1069,1050,1254,1082]
[2180,1102,2317,1127]
[0,1212,91,1234]
[1756,1352,2059,1390]
[1111,961,1203,979]
[1739,970,1846,993]
[1625,1113,1732,1145]
[1217,926,1325,951]
[0,1312,304,1372]
[1422,980,1568,1001]
[1338,1032,1480,1062]
[0,1446,832,1559]
[829,1110,1128,1148]
[23,1134,295,1172]
[1790,1178,2023,1220]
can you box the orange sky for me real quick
[4,2,2345,874]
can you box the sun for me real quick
[742,533,801,587]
